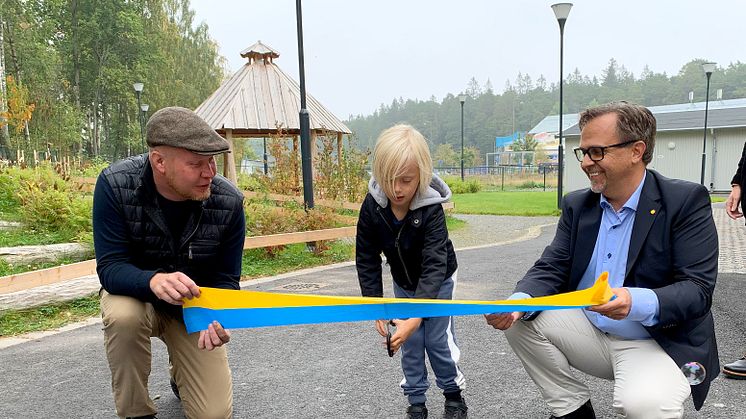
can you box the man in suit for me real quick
[723,141,746,380]
[486,102,719,418]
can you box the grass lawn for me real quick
[241,242,353,279]
[446,215,467,230]
[452,191,561,216]
[0,295,100,337]
[453,191,726,216]
[0,228,84,247]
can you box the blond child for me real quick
[356,124,467,419]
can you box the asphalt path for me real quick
[1,226,745,418]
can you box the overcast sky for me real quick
[189,0,745,119]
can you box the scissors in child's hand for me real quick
[386,320,396,357]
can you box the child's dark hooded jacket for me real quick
[356,174,457,299]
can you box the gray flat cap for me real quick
[146,106,230,155]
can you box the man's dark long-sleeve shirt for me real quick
[92,156,245,307]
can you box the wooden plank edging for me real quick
[0,259,98,295]
[244,226,356,249]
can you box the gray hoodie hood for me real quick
[368,173,452,210]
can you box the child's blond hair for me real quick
[372,124,433,201]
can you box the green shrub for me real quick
[245,201,344,237]
[0,169,22,215]
[73,158,110,178]
[516,180,544,190]
[245,200,349,256]
[2,166,94,241]
[18,182,93,236]
[0,166,70,215]
[237,172,268,192]
[442,176,482,194]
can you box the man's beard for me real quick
[166,172,211,201]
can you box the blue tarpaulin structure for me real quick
[496,132,523,148]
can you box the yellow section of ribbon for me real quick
[183,272,613,310]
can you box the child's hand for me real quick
[375,319,388,337]
[389,318,423,354]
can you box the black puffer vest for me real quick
[101,154,244,285]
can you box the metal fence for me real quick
[434,164,559,191]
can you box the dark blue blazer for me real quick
[515,169,719,410]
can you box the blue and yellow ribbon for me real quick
[183,273,614,333]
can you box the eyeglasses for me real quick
[573,140,638,162]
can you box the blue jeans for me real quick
[393,273,466,405]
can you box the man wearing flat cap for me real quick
[93,106,245,419]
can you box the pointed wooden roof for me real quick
[195,41,351,136]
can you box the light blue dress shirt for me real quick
[513,172,660,339]
[577,171,659,339]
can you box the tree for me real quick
[0,11,9,155]
[433,143,458,167]
[602,58,620,88]
[510,134,540,166]
[1,75,34,134]
[466,77,482,98]
[463,146,481,167]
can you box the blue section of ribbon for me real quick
[183,302,588,333]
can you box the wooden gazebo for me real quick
[195,41,352,183]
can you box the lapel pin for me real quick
[650,209,656,215]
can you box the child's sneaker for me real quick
[406,404,428,419]
[443,397,468,419]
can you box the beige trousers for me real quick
[100,290,233,419]
[504,309,690,418]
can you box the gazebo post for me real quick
[224,129,237,184]
[293,135,300,190]
[336,132,343,164]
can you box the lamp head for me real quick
[551,3,573,21]
[459,94,466,104]
[133,82,144,93]
[141,104,150,112]
[702,62,716,76]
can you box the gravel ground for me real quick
[449,214,558,249]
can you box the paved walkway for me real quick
[1,203,743,311]
[712,202,746,274]
[2,221,744,418]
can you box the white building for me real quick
[553,98,746,193]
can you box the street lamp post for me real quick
[700,62,716,187]
[552,2,572,209]
[459,94,466,181]
[133,82,145,153]
[295,0,314,209]
[140,103,149,153]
